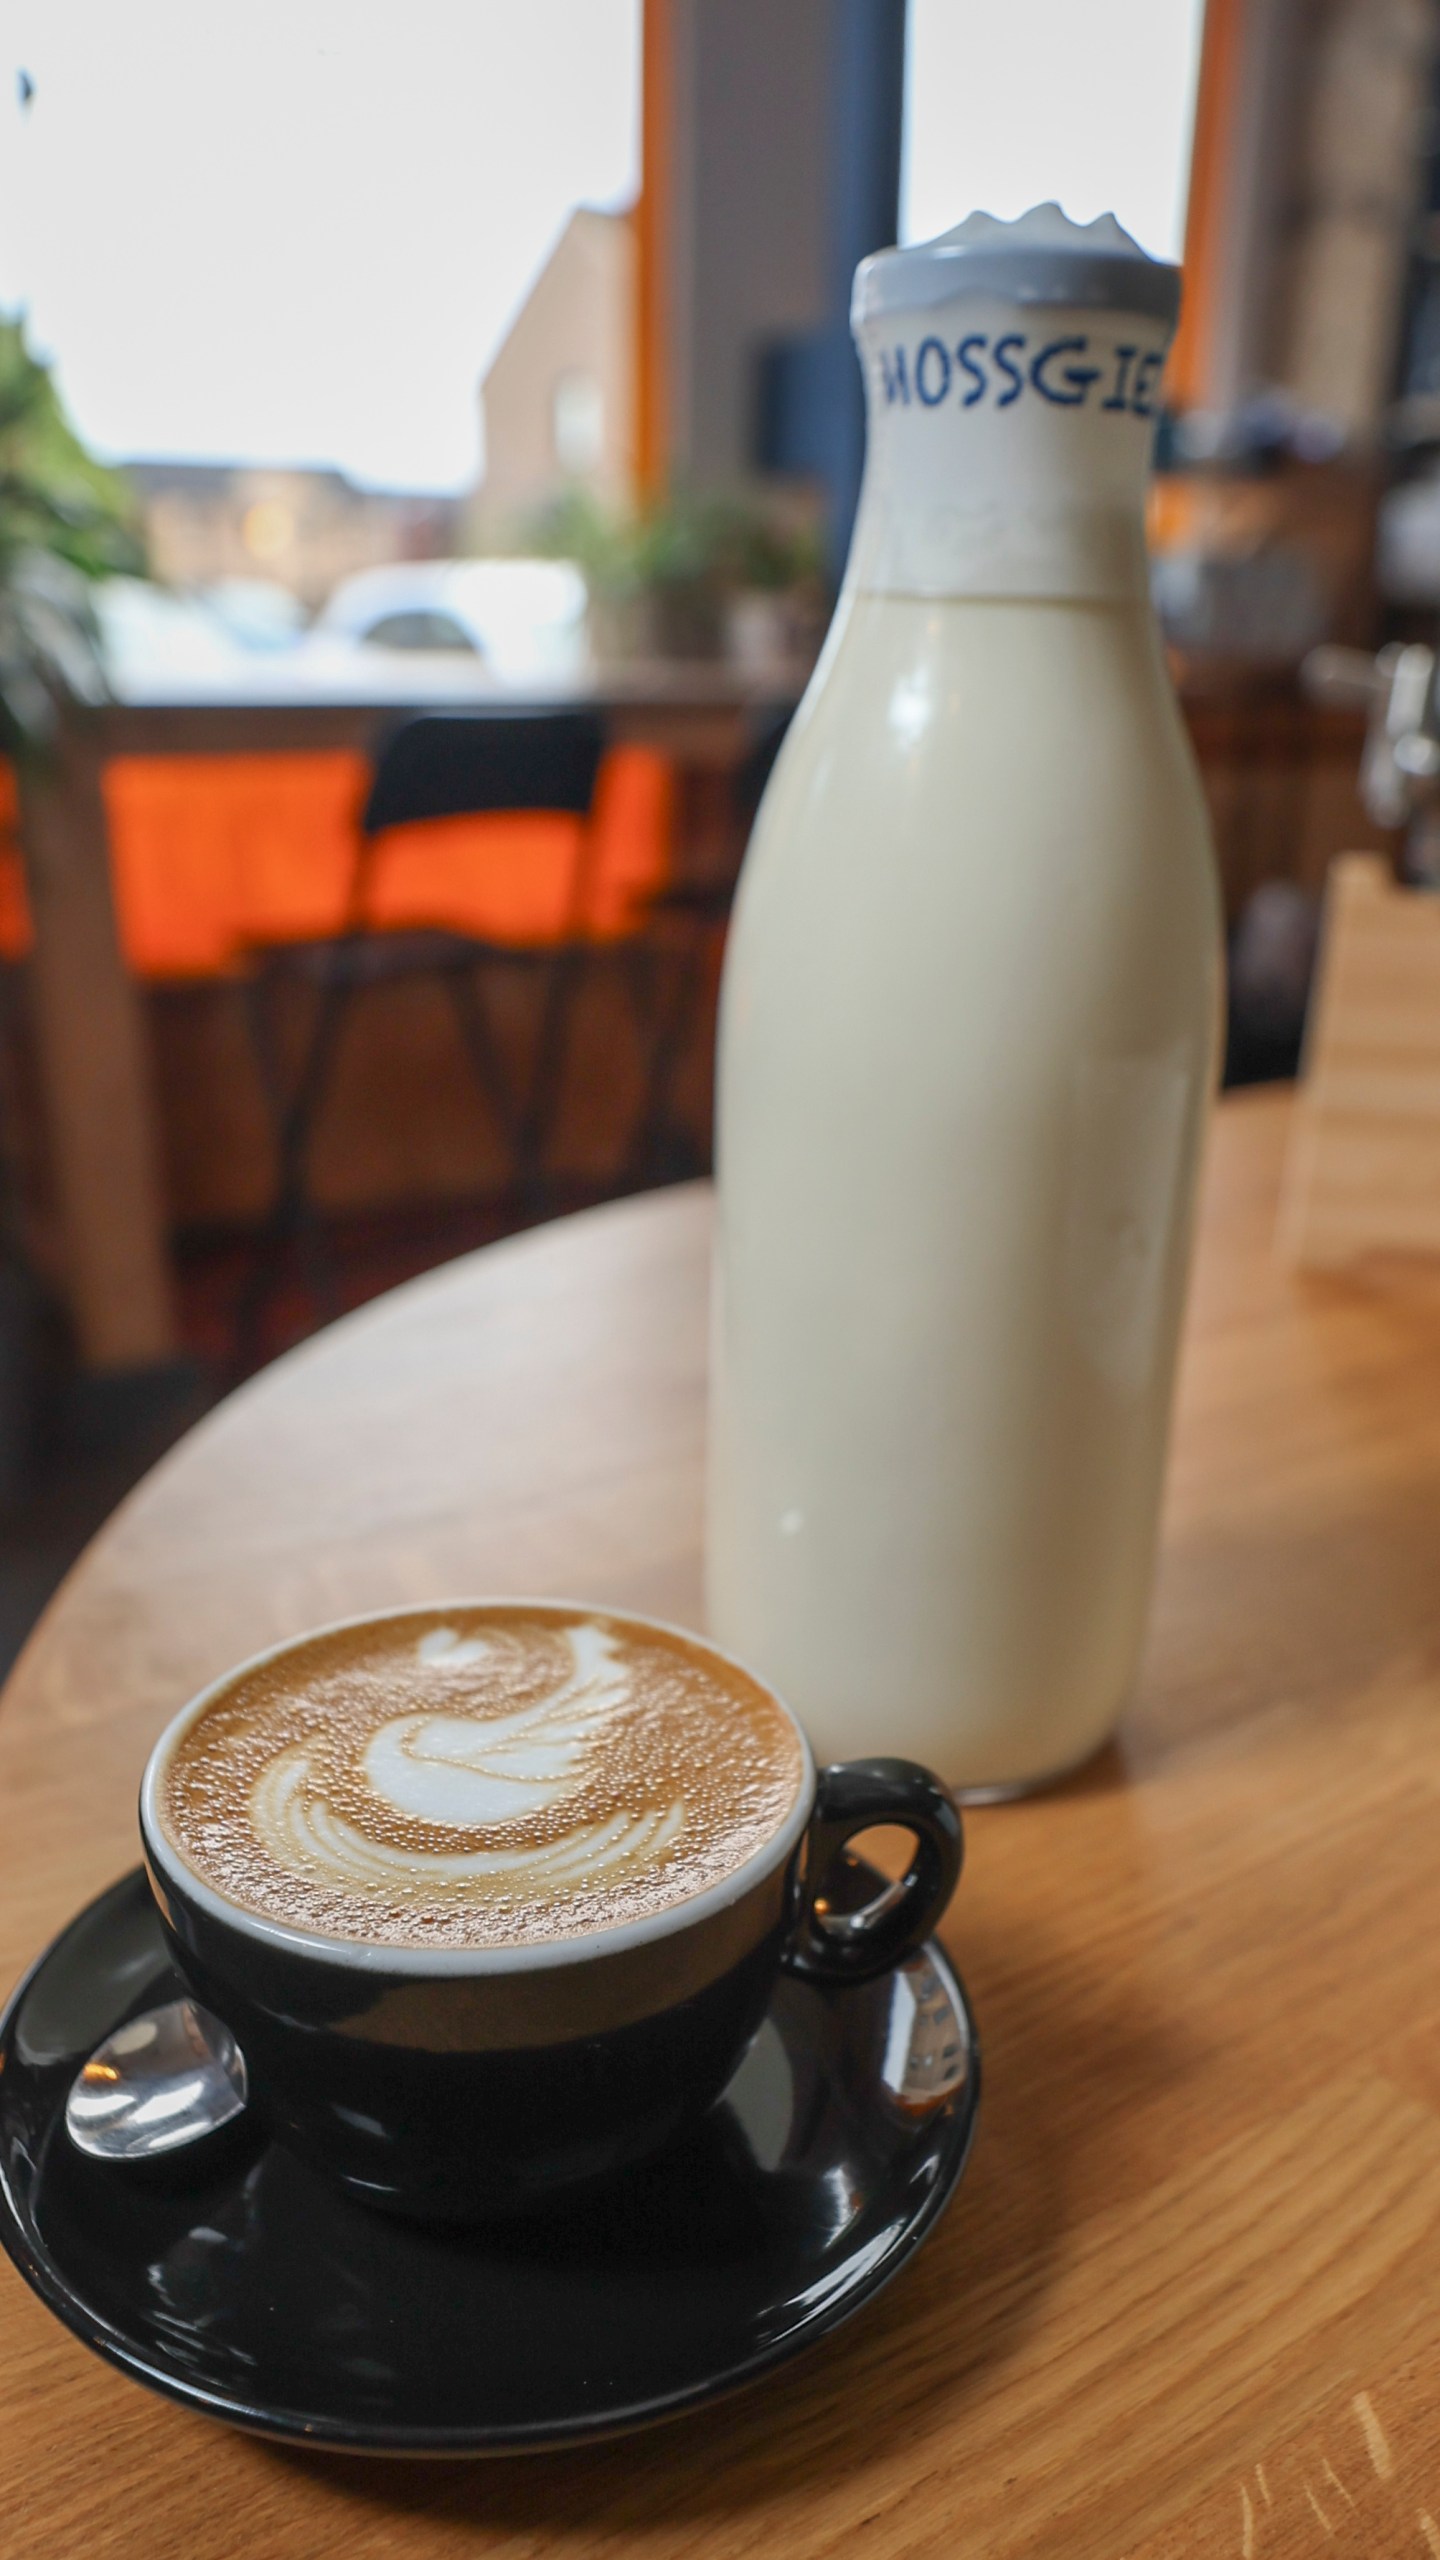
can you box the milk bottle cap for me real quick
[846,202,1180,603]
[854,202,1180,329]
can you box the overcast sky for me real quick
[0,0,640,490]
[903,0,1204,261]
[0,0,1200,494]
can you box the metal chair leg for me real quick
[517,947,583,1214]
[621,913,717,1187]
[236,955,352,1365]
[445,964,528,1194]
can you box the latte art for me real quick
[158,1606,805,1951]
[361,1622,635,1827]
[251,1624,684,1898]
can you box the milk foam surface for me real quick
[159,1607,804,1951]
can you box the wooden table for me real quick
[16,664,799,1371]
[3,1085,1440,2558]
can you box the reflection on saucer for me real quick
[724,2017,795,2173]
[882,1956,973,2115]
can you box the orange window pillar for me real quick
[635,0,672,498]
[1169,0,1247,414]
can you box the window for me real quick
[552,371,606,475]
[902,0,1204,262]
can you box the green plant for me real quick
[529,488,824,603]
[704,500,826,595]
[526,489,648,601]
[0,314,144,759]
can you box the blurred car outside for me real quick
[304,559,589,682]
[94,559,590,704]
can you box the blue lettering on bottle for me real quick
[1130,350,1163,417]
[993,333,1026,408]
[956,333,988,407]
[1102,345,1138,410]
[1031,336,1102,406]
[915,336,952,406]
[879,330,1164,416]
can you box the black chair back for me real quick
[361,710,606,837]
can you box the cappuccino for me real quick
[156,1606,805,1953]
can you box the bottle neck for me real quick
[846,298,1169,607]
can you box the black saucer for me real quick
[0,1869,979,2455]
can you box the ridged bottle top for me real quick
[853,202,1181,332]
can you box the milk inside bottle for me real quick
[707,205,1222,1794]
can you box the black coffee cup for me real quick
[139,1608,962,2221]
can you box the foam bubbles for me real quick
[252,1624,684,1897]
[358,1624,630,1830]
[160,1606,804,1953]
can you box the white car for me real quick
[308,559,589,683]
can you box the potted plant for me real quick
[709,504,827,674]
[529,490,827,668]
[0,316,142,757]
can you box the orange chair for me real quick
[239,711,683,1342]
[1,733,674,1015]
[0,745,675,979]
[102,751,370,978]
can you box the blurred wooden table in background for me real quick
[15,665,798,1371]
[1,1084,1439,2556]
[15,660,1380,1376]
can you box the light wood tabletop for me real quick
[3,1084,1440,2558]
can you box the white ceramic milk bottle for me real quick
[707,206,1221,1794]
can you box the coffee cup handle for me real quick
[782,1756,963,1986]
